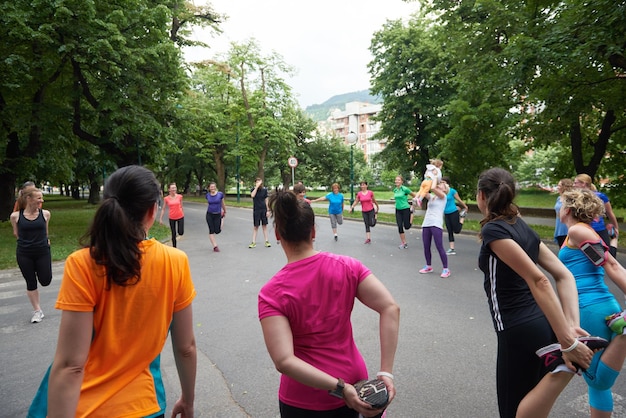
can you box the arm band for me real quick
[579,239,608,267]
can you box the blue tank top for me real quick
[444,188,458,215]
[558,241,613,308]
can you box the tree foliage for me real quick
[369,0,625,200]
[0,0,223,220]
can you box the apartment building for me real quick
[329,101,386,163]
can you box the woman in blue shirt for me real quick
[554,188,626,417]
[573,174,620,256]
[441,176,469,255]
[312,183,344,241]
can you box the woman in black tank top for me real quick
[10,186,52,324]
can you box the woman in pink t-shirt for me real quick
[350,181,380,244]
[259,190,399,418]
[159,182,184,248]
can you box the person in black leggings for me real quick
[476,167,593,417]
[440,176,469,255]
[392,175,417,249]
[10,186,52,323]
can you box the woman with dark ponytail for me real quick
[258,190,400,417]
[29,165,197,418]
[476,167,594,417]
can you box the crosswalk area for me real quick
[0,262,65,334]
[0,262,67,417]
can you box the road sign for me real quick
[288,157,298,168]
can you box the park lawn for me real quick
[364,187,558,208]
[0,196,170,270]
[0,189,622,270]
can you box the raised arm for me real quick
[569,223,626,295]
[251,180,261,198]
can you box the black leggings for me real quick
[16,248,52,291]
[444,211,463,242]
[362,209,376,232]
[395,208,412,233]
[169,217,184,247]
[496,316,555,418]
[205,212,222,235]
[279,401,358,418]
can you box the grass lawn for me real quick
[0,196,170,270]
[0,189,622,270]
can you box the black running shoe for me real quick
[353,378,389,409]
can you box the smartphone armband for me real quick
[579,240,608,267]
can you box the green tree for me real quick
[182,41,306,192]
[427,0,626,194]
[369,16,455,177]
[0,0,223,220]
[369,0,625,201]
[297,134,365,190]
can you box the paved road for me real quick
[1,203,625,417]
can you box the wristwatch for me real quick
[329,378,345,399]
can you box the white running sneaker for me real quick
[31,310,44,323]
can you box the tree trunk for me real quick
[213,148,226,192]
[281,169,291,190]
[0,173,17,221]
[0,130,28,221]
[570,110,616,180]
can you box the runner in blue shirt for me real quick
[312,183,344,241]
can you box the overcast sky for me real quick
[183,0,419,108]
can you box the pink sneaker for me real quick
[419,266,433,274]
[440,268,451,278]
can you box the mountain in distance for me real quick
[304,90,382,122]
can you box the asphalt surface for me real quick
[1,202,625,417]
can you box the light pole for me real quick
[235,127,240,203]
[347,131,358,206]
